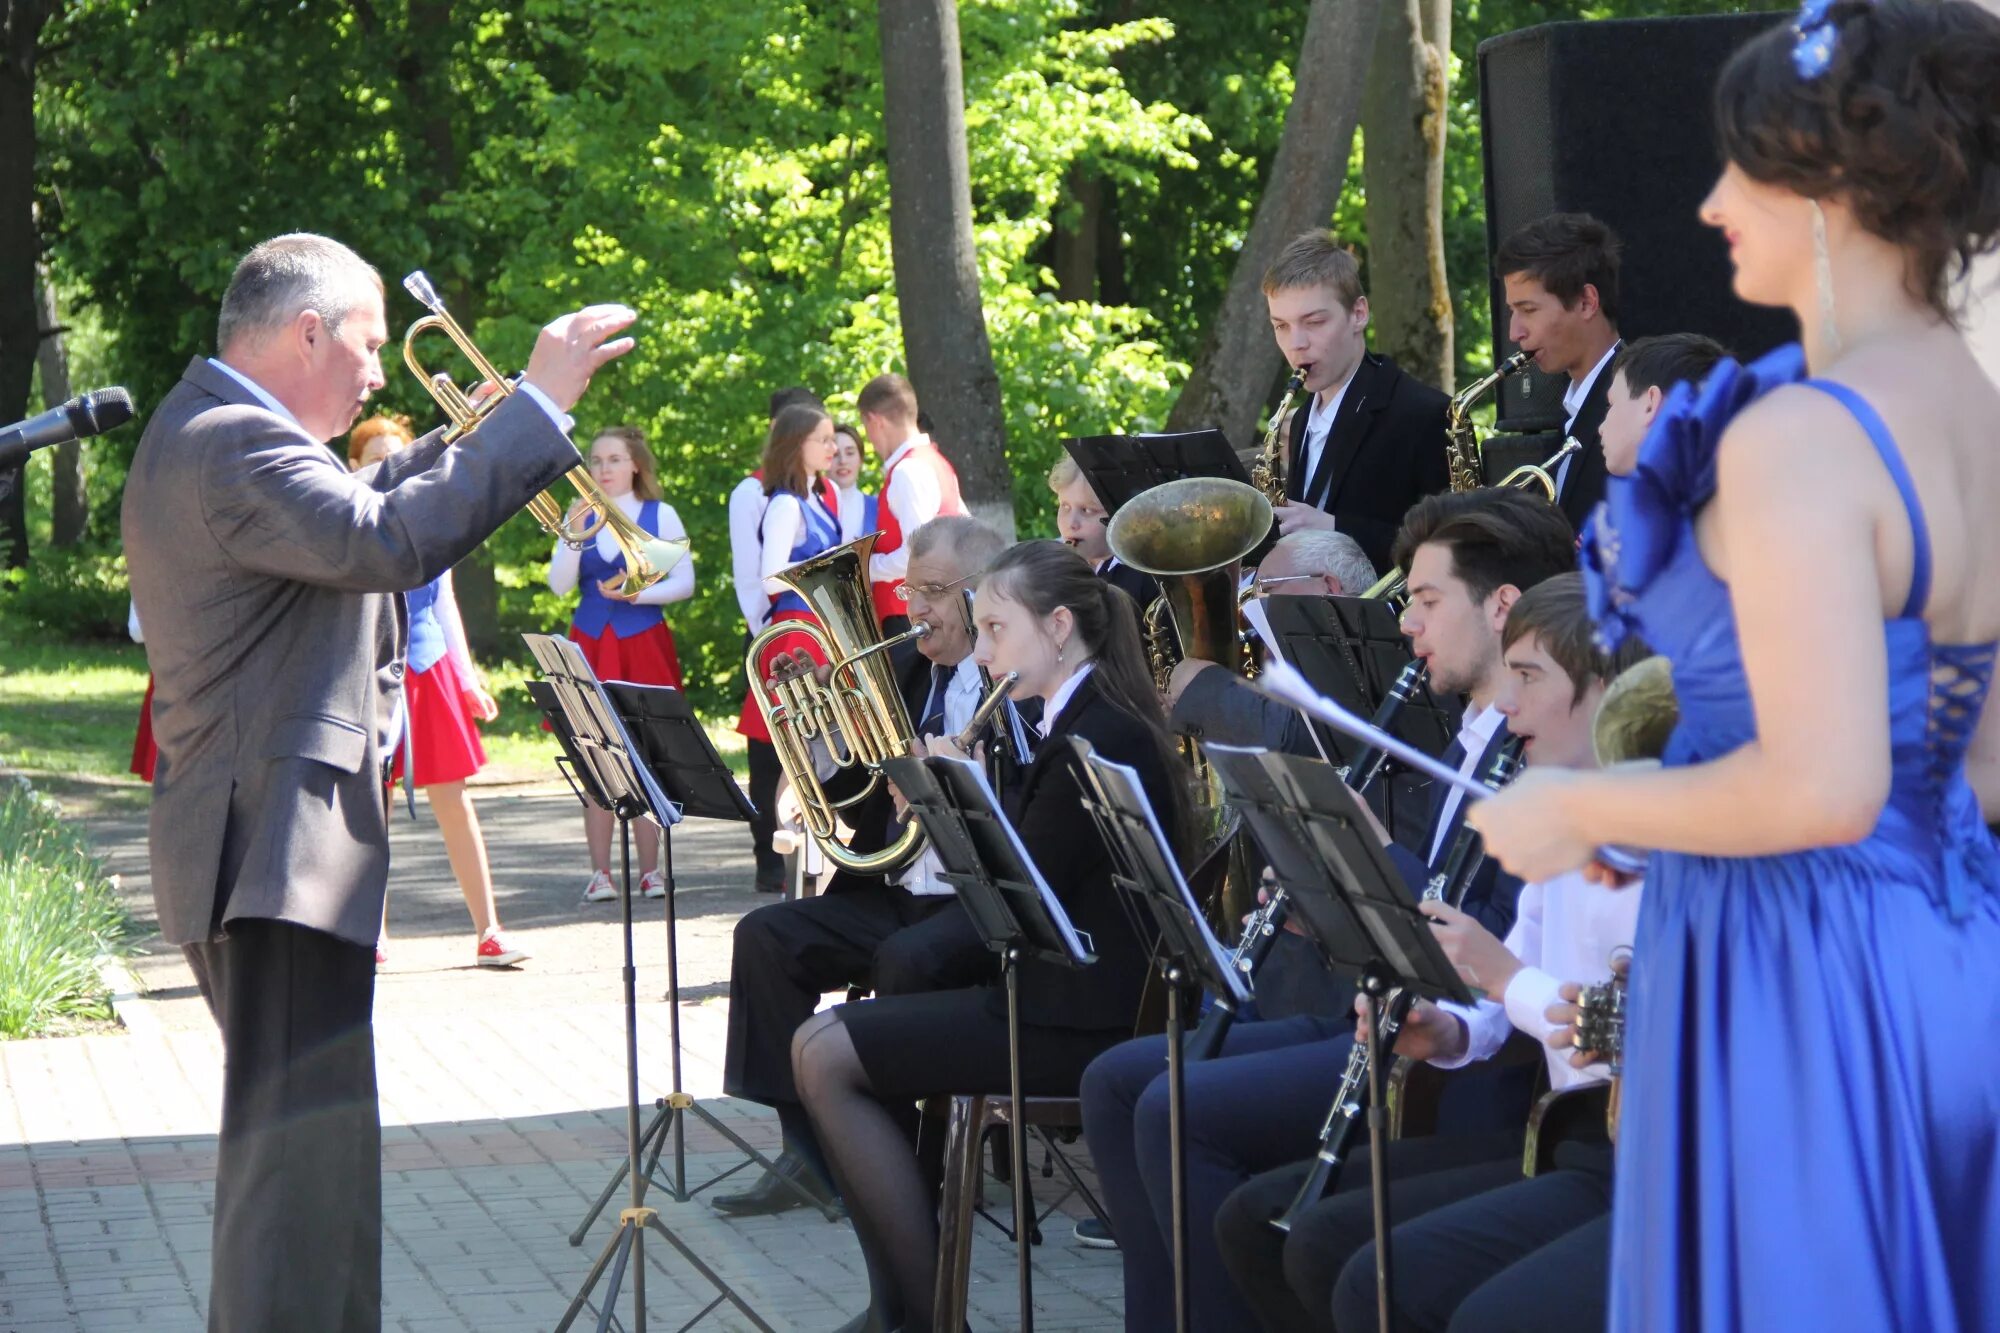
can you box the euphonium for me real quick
[1106,477,1275,693]
[400,271,687,596]
[1252,367,1309,507]
[744,533,933,876]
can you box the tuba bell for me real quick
[1105,477,1274,693]
[400,271,688,596]
[744,533,933,877]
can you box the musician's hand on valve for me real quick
[523,304,639,413]
[1354,994,1468,1063]
[1543,982,1601,1070]
[1420,900,1521,1000]
[1273,501,1339,536]
[1464,768,1595,883]
[919,734,967,761]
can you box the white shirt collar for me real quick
[1562,341,1621,428]
[881,432,932,473]
[1305,363,1359,440]
[207,358,302,428]
[1036,662,1095,738]
[1458,701,1505,757]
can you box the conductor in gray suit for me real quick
[122,232,637,1333]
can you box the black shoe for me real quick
[711,1149,839,1216]
[1074,1215,1118,1249]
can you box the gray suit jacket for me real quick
[123,356,578,948]
[1169,665,1318,758]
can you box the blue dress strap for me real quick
[1799,378,1931,620]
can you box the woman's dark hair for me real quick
[1714,0,2000,323]
[984,540,1195,858]
[761,403,830,497]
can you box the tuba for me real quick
[400,271,688,596]
[744,533,932,876]
[1105,477,1274,693]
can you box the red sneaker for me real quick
[476,930,530,968]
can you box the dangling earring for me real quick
[1056,639,1066,666]
[1811,199,1842,358]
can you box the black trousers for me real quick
[1328,1142,1612,1333]
[1214,1130,1522,1333]
[722,884,990,1107]
[745,737,784,885]
[183,918,380,1333]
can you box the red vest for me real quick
[871,440,965,620]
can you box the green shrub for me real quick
[0,547,131,643]
[0,777,131,1037]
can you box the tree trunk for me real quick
[877,0,1014,537]
[0,2,52,568]
[35,261,86,547]
[1164,0,1384,447]
[1362,0,1453,391]
[1053,166,1103,303]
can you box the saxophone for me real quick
[1444,351,1532,492]
[1252,367,1309,506]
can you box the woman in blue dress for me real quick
[1468,3,2000,1329]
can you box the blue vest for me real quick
[405,576,448,673]
[570,499,667,639]
[767,490,841,617]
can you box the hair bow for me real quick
[1793,0,1867,79]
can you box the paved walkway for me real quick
[1,779,1126,1332]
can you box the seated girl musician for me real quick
[791,540,1192,1333]
[548,424,696,904]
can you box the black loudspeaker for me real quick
[1478,13,1798,431]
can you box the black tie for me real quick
[918,663,953,739]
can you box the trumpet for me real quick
[745,534,932,877]
[1252,367,1309,507]
[400,271,687,596]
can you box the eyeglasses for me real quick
[894,571,979,604]
[1244,573,1324,599]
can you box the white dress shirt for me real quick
[1429,703,1504,865]
[1556,341,1621,500]
[728,474,772,631]
[1037,662,1096,739]
[869,434,944,585]
[757,491,841,595]
[1295,368,1357,511]
[897,654,989,897]
[836,483,872,543]
[546,492,695,606]
[1429,867,1644,1092]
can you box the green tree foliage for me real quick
[31,0,1748,715]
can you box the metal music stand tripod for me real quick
[524,635,775,1333]
[883,752,1096,1333]
[1072,740,1252,1333]
[1205,744,1474,1333]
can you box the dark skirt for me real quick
[835,985,1130,1100]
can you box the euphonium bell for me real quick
[1105,477,1274,691]
[400,271,688,596]
[744,533,933,877]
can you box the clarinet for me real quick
[1271,734,1524,1232]
[1182,660,1431,1062]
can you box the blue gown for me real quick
[1581,345,2000,1333]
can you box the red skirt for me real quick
[569,620,684,690]
[130,675,159,783]
[736,608,826,741]
[390,652,488,788]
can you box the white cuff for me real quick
[517,380,576,437]
[1503,966,1567,1049]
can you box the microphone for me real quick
[0,388,137,471]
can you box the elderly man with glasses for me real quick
[716,515,1037,1218]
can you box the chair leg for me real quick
[932,1095,985,1332]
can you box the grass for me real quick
[0,629,749,786]
[0,777,131,1038]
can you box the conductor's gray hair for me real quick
[1272,529,1377,596]
[908,515,1006,579]
[216,233,384,353]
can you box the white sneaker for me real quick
[580,869,617,903]
[641,870,666,899]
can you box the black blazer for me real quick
[1557,349,1617,530]
[995,671,1185,1032]
[1382,719,1524,940]
[1285,353,1451,574]
[1098,558,1160,616]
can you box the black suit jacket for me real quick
[995,672,1184,1031]
[1382,719,1524,940]
[1285,353,1451,574]
[1557,347,1618,530]
[1098,557,1160,615]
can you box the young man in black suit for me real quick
[1497,212,1625,529]
[1265,230,1452,575]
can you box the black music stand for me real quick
[882,752,1095,1333]
[523,635,776,1333]
[1072,741,1248,1333]
[1205,745,1473,1333]
[1062,426,1253,515]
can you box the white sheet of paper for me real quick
[1256,657,1489,801]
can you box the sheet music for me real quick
[1256,658,1489,800]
